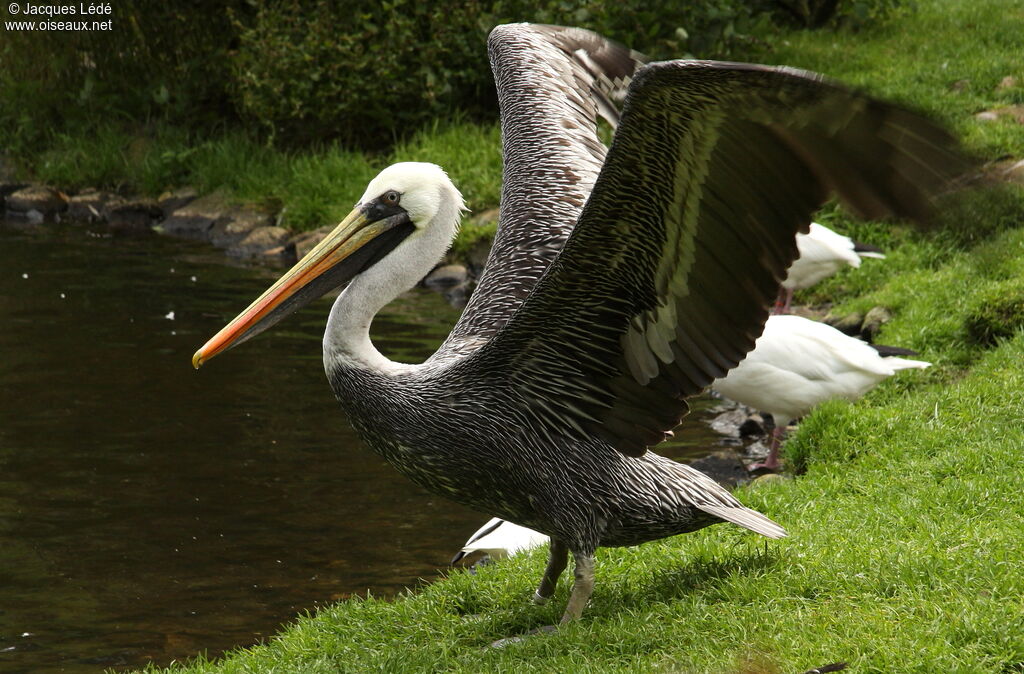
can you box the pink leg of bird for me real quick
[773,288,786,314]
[749,426,785,471]
[772,287,794,315]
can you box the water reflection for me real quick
[0,220,725,672]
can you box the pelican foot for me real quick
[489,625,557,649]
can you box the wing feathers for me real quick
[450,32,968,457]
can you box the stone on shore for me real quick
[424,264,468,290]
[66,189,114,222]
[107,198,161,233]
[160,190,233,240]
[210,209,274,249]
[6,185,68,216]
[689,450,750,490]
[157,187,199,218]
[228,226,291,258]
[290,225,333,260]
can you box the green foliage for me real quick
[228,0,786,149]
[0,2,249,154]
[763,0,909,29]
[1,0,915,155]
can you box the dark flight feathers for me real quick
[445,25,969,457]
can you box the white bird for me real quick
[451,517,550,565]
[712,315,930,470]
[775,222,886,313]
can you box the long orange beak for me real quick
[192,205,412,369]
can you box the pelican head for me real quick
[192,162,465,368]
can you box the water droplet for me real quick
[21,273,28,279]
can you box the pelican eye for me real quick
[382,190,401,205]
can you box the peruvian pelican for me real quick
[776,222,886,313]
[192,24,967,628]
[713,315,931,470]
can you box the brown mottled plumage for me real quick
[193,23,969,628]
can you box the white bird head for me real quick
[192,162,466,368]
[359,162,466,231]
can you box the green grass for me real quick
[20,0,1012,670]
[739,0,1024,159]
[142,331,1024,673]
[16,119,501,234]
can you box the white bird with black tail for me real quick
[713,315,931,470]
[191,24,968,630]
[451,517,550,565]
[775,222,887,313]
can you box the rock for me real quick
[949,78,970,92]
[209,208,273,249]
[228,226,291,258]
[66,189,113,222]
[471,207,499,225]
[290,225,333,260]
[0,182,30,201]
[107,198,161,233]
[25,209,45,224]
[709,406,751,437]
[861,306,893,341]
[997,75,1018,90]
[260,245,297,265]
[6,185,67,215]
[824,311,864,337]
[738,415,766,437]
[751,473,790,486]
[443,281,474,309]
[160,190,233,241]
[157,187,198,218]
[689,450,749,489]
[424,264,468,290]
[465,237,493,273]
[975,105,1024,124]
[987,158,1024,185]
[1004,159,1024,184]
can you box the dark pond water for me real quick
[0,219,725,673]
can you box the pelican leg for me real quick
[533,538,568,604]
[559,551,596,623]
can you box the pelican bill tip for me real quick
[191,349,206,370]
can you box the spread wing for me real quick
[454,58,969,456]
[435,24,647,358]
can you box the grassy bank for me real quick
[98,0,1019,670]
[12,120,503,233]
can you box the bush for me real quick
[0,1,250,150]
[228,0,780,149]
[2,0,910,155]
